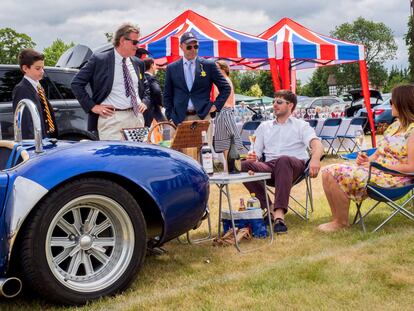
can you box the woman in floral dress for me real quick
[319,84,414,232]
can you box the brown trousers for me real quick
[241,156,306,213]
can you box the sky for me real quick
[0,0,411,83]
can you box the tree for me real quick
[239,71,258,95]
[330,17,397,89]
[405,15,414,81]
[383,66,410,92]
[105,32,113,43]
[300,67,332,97]
[256,71,274,97]
[246,83,262,97]
[43,39,75,66]
[0,28,36,64]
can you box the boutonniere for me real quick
[139,73,143,80]
[200,63,206,77]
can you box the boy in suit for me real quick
[12,48,58,139]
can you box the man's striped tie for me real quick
[122,58,140,116]
[37,85,56,134]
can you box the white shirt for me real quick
[254,117,319,161]
[104,49,141,109]
[24,76,39,91]
[183,57,195,110]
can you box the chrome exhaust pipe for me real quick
[0,277,22,298]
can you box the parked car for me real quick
[356,98,394,127]
[297,96,346,110]
[0,100,209,304]
[0,64,95,140]
[344,89,383,117]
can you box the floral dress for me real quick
[323,121,414,203]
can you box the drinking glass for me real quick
[248,133,256,154]
[354,129,365,151]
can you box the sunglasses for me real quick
[274,99,290,105]
[390,99,393,106]
[186,44,199,51]
[124,37,140,45]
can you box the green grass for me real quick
[2,158,414,310]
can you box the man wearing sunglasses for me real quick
[164,32,230,129]
[72,23,150,140]
[242,90,324,234]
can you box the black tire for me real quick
[19,178,147,305]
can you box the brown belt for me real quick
[113,107,133,112]
[186,110,197,116]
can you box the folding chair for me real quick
[357,162,414,232]
[318,118,342,154]
[266,155,325,220]
[336,117,367,153]
[305,119,318,130]
[342,150,414,232]
[239,121,261,151]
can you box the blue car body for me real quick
[356,99,394,126]
[0,140,209,278]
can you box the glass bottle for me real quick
[246,193,261,209]
[227,135,241,174]
[200,130,214,176]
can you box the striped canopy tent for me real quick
[138,10,275,66]
[258,18,376,145]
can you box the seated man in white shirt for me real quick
[242,90,324,234]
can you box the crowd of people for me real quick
[12,22,414,235]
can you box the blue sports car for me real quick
[0,100,209,305]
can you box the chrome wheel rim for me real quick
[45,195,135,292]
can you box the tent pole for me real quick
[269,58,281,91]
[359,60,376,147]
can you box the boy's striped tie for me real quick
[37,85,56,134]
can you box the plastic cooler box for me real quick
[221,208,268,238]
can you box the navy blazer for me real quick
[71,48,150,132]
[163,57,230,125]
[12,78,58,139]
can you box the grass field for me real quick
[2,158,414,311]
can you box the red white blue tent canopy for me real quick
[259,17,365,69]
[257,17,375,145]
[139,10,275,63]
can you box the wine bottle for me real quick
[227,135,241,174]
[200,131,214,176]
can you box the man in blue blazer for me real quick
[71,23,150,140]
[163,32,230,126]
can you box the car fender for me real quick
[7,141,208,245]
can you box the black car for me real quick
[0,64,95,140]
[344,89,383,117]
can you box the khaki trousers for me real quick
[98,110,144,140]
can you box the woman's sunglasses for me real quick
[186,44,199,51]
[390,99,393,106]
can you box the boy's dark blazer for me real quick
[12,78,58,139]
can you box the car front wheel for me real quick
[19,178,147,305]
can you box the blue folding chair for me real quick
[342,149,414,232]
[305,119,318,129]
[318,118,342,154]
[336,117,367,153]
[240,121,261,151]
